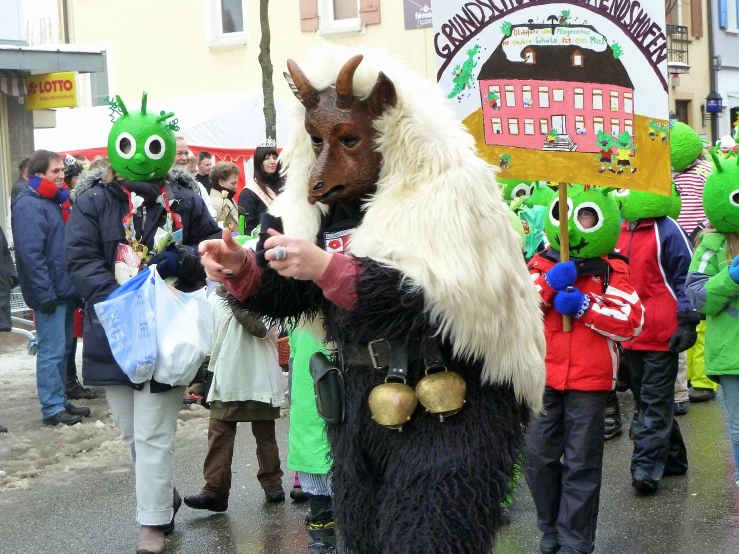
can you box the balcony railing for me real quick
[667,24,690,74]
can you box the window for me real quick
[540,118,549,134]
[593,117,605,134]
[491,118,503,134]
[571,49,584,67]
[611,119,620,135]
[610,91,619,111]
[522,86,533,107]
[553,89,565,102]
[221,0,244,32]
[317,0,363,35]
[624,119,633,135]
[508,118,520,135]
[593,89,603,110]
[523,47,536,64]
[624,93,634,114]
[574,88,584,110]
[539,87,550,108]
[505,86,516,107]
[524,119,535,135]
[487,85,501,109]
[206,0,249,48]
[719,0,739,31]
[575,115,586,135]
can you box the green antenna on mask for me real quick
[141,91,148,115]
[710,148,724,173]
[114,95,128,116]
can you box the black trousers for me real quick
[626,350,688,480]
[524,387,607,554]
[66,337,78,381]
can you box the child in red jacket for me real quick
[525,186,644,554]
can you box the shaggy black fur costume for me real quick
[232,258,528,553]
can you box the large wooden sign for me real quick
[434,0,671,194]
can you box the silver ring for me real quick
[273,245,288,261]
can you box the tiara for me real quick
[260,137,277,148]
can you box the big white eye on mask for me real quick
[116,133,136,159]
[549,197,574,226]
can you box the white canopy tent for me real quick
[34,90,294,185]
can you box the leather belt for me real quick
[339,338,423,368]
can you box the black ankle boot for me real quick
[308,522,337,554]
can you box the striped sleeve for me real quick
[675,160,712,234]
[529,263,557,307]
[579,267,644,342]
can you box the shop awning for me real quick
[0,44,105,74]
[0,70,26,96]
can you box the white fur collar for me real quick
[271,46,546,411]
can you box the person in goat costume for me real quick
[200,48,546,553]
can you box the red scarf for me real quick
[28,175,71,223]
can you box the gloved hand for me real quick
[668,310,701,353]
[148,247,182,280]
[729,255,739,284]
[39,301,57,315]
[545,261,578,291]
[553,287,591,318]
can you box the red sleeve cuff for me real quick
[537,275,558,304]
[223,250,263,301]
[315,253,360,310]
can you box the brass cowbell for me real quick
[368,380,417,431]
[415,368,467,422]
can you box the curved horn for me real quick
[335,54,364,99]
[286,59,319,109]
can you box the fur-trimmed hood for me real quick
[272,46,546,411]
[72,166,200,202]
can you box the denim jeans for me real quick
[35,299,74,419]
[718,375,739,482]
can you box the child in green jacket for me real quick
[686,153,739,486]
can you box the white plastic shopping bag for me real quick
[94,267,157,383]
[152,271,214,386]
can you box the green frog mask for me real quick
[107,92,179,181]
[670,122,703,173]
[545,185,621,259]
[704,151,739,233]
[613,185,676,222]
[498,178,535,204]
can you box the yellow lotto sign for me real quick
[25,72,78,110]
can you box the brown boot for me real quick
[136,526,164,554]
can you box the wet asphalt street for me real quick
[2,392,739,554]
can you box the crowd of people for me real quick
[1,47,738,554]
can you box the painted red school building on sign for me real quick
[478,24,635,153]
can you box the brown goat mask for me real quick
[284,55,397,207]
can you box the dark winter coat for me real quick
[237,181,280,235]
[65,169,222,389]
[614,217,694,351]
[10,177,27,201]
[0,225,18,332]
[11,185,77,311]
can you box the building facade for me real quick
[712,0,739,139]
[64,0,437,107]
[667,0,713,141]
[0,0,104,228]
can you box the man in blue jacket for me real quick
[12,150,90,426]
